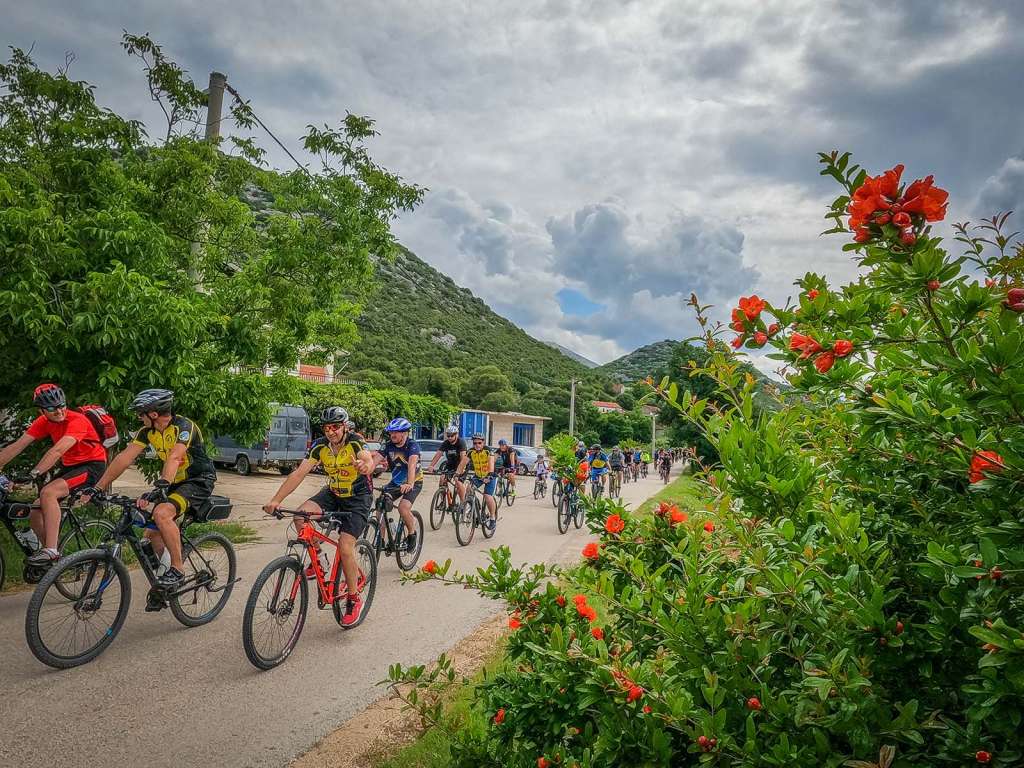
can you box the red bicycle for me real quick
[241,509,377,670]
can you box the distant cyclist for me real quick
[263,406,374,626]
[608,445,625,486]
[373,418,423,553]
[462,432,497,531]
[587,444,609,494]
[574,440,588,461]
[0,384,108,570]
[427,425,468,505]
[494,439,518,497]
[91,389,216,589]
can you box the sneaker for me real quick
[156,566,184,590]
[404,531,418,552]
[341,594,363,626]
[27,547,59,564]
[486,517,497,532]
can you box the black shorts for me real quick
[167,476,216,516]
[51,460,105,491]
[308,488,371,538]
[382,481,423,505]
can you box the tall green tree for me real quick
[0,37,421,439]
[461,365,513,407]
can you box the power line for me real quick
[223,82,309,175]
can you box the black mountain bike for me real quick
[589,474,605,500]
[608,469,622,499]
[24,492,237,669]
[659,461,671,484]
[428,472,460,530]
[455,477,497,546]
[0,474,114,593]
[363,488,424,571]
[551,473,563,509]
[495,469,517,507]
[557,481,585,534]
[532,473,547,500]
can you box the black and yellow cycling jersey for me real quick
[132,415,216,483]
[467,447,492,478]
[589,453,609,470]
[309,437,370,498]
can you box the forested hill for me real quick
[596,339,680,382]
[345,247,590,389]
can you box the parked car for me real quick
[513,445,541,474]
[416,439,443,471]
[213,404,311,476]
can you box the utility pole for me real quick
[650,413,657,458]
[204,71,228,140]
[568,378,578,436]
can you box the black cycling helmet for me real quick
[590,444,601,451]
[131,388,174,414]
[321,406,349,425]
[33,383,66,409]
[471,432,485,441]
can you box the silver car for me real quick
[513,445,541,475]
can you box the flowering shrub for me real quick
[391,153,1024,766]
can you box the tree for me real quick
[462,365,513,408]
[479,389,520,413]
[409,366,461,403]
[0,38,421,440]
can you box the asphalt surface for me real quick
[0,465,673,768]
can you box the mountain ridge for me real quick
[596,339,680,382]
[545,342,599,369]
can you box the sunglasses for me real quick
[472,440,484,444]
[42,406,65,413]
[323,423,344,432]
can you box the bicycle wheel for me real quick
[242,555,308,670]
[169,532,237,627]
[54,519,115,600]
[395,511,424,571]
[25,549,131,669]
[455,498,476,546]
[333,539,377,629]
[362,517,383,563]
[505,481,516,507]
[429,488,448,530]
[481,497,496,539]
[573,498,585,529]
[533,480,542,500]
[557,494,572,534]
[552,481,562,509]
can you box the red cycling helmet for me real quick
[33,384,66,409]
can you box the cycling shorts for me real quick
[166,476,215,516]
[382,481,423,506]
[470,475,497,496]
[51,460,105,491]
[308,488,371,539]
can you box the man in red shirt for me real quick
[0,384,107,567]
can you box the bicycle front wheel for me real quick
[429,488,448,530]
[455,498,476,547]
[573,499,585,529]
[333,539,377,629]
[396,511,424,571]
[170,532,237,627]
[480,497,496,539]
[25,549,131,669]
[551,482,562,509]
[557,494,572,534]
[55,519,115,600]
[242,556,308,670]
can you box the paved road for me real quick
[0,466,673,768]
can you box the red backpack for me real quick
[77,405,120,448]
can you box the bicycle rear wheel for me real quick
[396,511,424,571]
[557,494,572,534]
[429,488,448,530]
[333,539,377,629]
[480,497,496,539]
[242,555,308,670]
[25,549,131,669]
[55,519,115,600]
[170,532,237,627]
[455,498,476,546]
[573,498,585,529]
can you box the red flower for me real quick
[833,339,854,357]
[746,697,762,711]
[655,501,672,517]
[591,627,604,640]
[854,227,872,243]
[582,542,600,560]
[509,614,522,630]
[814,351,836,373]
[731,335,744,350]
[969,450,1004,483]
[753,331,768,346]
[806,289,819,300]
[556,594,566,607]
[976,751,992,764]
[493,708,506,724]
[604,514,625,534]
[927,279,940,291]
[731,307,744,324]
[738,295,766,320]
[703,521,715,533]
[422,559,438,575]
[901,229,917,246]
[892,211,911,227]
[768,323,780,336]
[731,320,745,332]
[573,593,588,606]
[789,333,822,359]
[670,508,688,525]
[1004,287,1024,312]
[577,603,597,622]
[848,164,904,229]
[900,174,948,222]
[626,685,644,703]
[642,705,652,714]
[538,758,550,768]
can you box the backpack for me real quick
[77,405,120,448]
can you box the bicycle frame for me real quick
[369,491,403,555]
[288,518,344,607]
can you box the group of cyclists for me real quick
[0,381,683,630]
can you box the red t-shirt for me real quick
[26,411,108,466]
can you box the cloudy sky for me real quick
[7,0,1024,367]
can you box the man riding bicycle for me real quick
[0,383,108,570]
[494,439,518,498]
[426,425,468,506]
[90,389,216,589]
[263,406,374,626]
[608,445,625,487]
[587,444,609,494]
[459,432,497,531]
[373,418,423,553]
[574,440,588,461]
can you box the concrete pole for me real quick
[568,378,577,436]
[651,413,657,458]
[204,71,227,140]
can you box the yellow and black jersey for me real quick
[467,447,493,479]
[308,437,370,498]
[132,415,216,483]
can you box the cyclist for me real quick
[461,432,497,531]
[90,389,216,589]
[534,451,550,481]
[574,440,588,461]
[587,443,609,494]
[346,419,367,442]
[494,439,518,498]
[608,445,625,489]
[263,406,373,626]
[427,425,468,505]
[631,447,642,479]
[0,384,108,569]
[373,417,423,553]
[658,448,673,479]
[622,445,633,478]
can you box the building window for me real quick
[513,423,535,447]
[460,411,487,438]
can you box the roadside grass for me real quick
[369,473,707,766]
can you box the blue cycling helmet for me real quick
[386,417,412,433]
[498,439,507,446]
